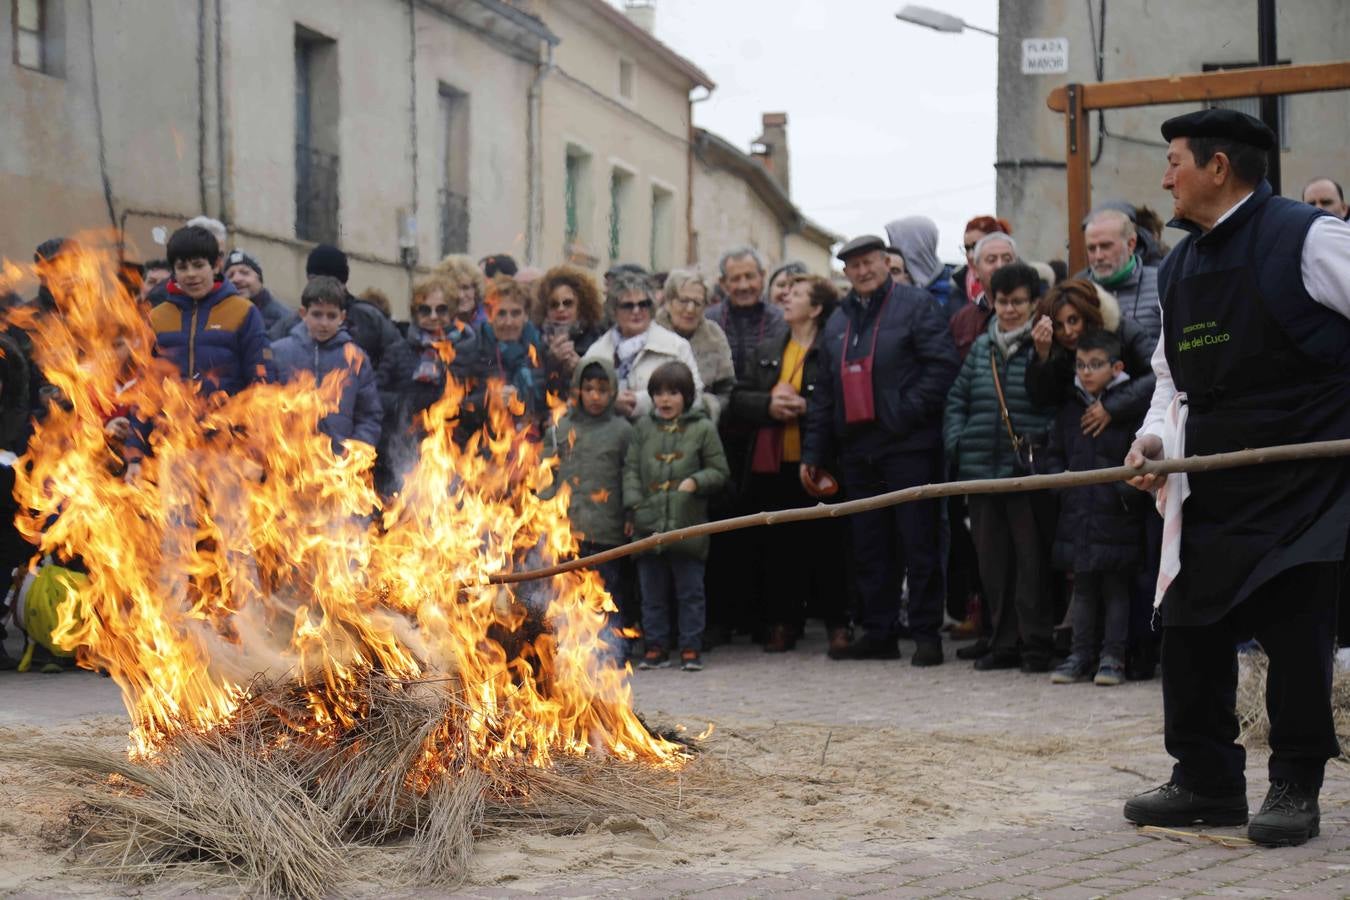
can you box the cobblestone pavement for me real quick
[466,627,1350,899]
[3,629,1347,899]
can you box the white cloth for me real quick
[1153,392,1190,609]
[580,322,704,420]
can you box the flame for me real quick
[3,235,685,769]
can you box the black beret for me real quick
[1160,108,1275,151]
[836,234,887,262]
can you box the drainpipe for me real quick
[526,41,555,266]
[686,85,713,265]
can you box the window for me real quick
[12,0,62,76]
[650,184,674,271]
[1202,61,1291,151]
[618,58,635,102]
[438,84,470,256]
[608,168,634,263]
[564,144,593,251]
[295,26,340,243]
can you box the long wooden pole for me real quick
[488,438,1350,585]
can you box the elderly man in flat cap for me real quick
[801,235,960,665]
[1123,109,1350,846]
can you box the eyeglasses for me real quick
[992,296,1031,308]
[415,304,451,316]
[670,296,705,309]
[548,297,576,310]
[616,299,654,313]
[1074,358,1115,372]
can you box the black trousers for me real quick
[838,448,945,642]
[945,494,981,620]
[748,465,849,630]
[1163,561,1342,795]
[968,492,1052,655]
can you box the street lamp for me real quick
[894,4,998,37]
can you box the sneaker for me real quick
[1123,782,1248,827]
[1050,654,1095,684]
[1248,780,1320,846]
[638,647,670,670]
[680,649,704,672]
[827,631,901,661]
[1094,656,1125,686]
[911,640,943,667]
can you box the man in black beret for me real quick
[1123,108,1350,846]
[801,235,960,665]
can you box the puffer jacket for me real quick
[656,308,736,423]
[252,289,294,335]
[1024,287,1158,421]
[542,357,632,548]
[270,296,414,411]
[1077,255,1161,343]
[271,321,383,451]
[622,405,730,560]
[149,280,272,395]
[1042,376,1146,572]
[944,318,1057,481]
[802,277,960,466]
[580,323,704,421]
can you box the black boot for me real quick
[828,630,901,661]
[1123,782,1248,827]
[973,649,1021,671]
[954,638,989,661]
[1248,781,1320,846]
[911,640,943,667]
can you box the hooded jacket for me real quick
[655,307,736,423]
[622,404,730,560]
[270,296,414,411]
[149,280,272,395]
[1023,287,1158,421]
[271,321,383,450]
[543,357,633,548]
[943,315,1057,481]
[252,289,294,335]
[1042,374,1146,573]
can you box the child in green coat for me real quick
[623,361,729,672]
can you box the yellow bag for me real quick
[15,563,88,671]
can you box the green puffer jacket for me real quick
[943,320,1057,481]
[623,406,730,559]
[543,357,633,548]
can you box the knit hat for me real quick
[306,244,349,283]
[224,248,264,281]
[480,254,518,278]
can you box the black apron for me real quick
[1161,211,1350,626]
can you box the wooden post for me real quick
[1064,83,1091,273]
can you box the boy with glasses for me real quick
[1042,329,1146,686]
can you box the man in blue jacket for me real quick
[149,225,272,395]
[802,235,961,665]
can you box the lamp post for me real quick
[894,5,998,37]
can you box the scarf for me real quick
[1093,253,1138,289]
[990,317,1034,360]
[488,322,542,401]
[611,328,649,385]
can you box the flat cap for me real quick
[1160,108,1275,151]
[836,234,887,262]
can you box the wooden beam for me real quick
[1048,60,1350,112]
[1064,84,1092,273]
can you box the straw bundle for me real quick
[6,672,696,899]
[1237,650,1350,750]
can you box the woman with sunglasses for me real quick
[531,264,606,401]
[580,272,703,421]
[655,270,735,423]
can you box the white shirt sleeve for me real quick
[1137,305,1175,442]
[1302,215,1350,319]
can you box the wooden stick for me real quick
[489,438,1350,585]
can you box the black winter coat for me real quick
[1042,381,1147,573]
[730,328,829,478]
[802,278,960,465]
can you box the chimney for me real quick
[754,112,790,197]
[623,0,656,34]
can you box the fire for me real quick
[3,235,685,769]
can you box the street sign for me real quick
[1022,38,1069,75]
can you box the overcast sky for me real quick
[620,0,999,265]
